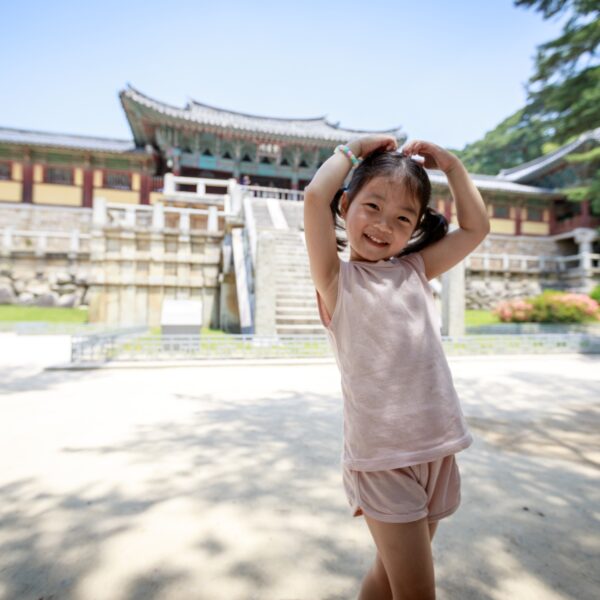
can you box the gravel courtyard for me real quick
[0,333,598,600]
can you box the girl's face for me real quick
[340,175,421,262]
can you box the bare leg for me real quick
[362,514,436,600]
[429,520,439,542]
[358,551,393,600]
[357,518,440,599]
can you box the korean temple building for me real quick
[0,84,598,331]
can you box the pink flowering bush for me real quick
[494,290,600,323]
[494,299,535,322]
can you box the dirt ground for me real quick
[0,333,598,600]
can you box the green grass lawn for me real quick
[465,309,501,327]
[0,305,89,323]
[1,304,502,329]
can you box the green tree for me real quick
[454,107,550,175]
[515,0,600,213]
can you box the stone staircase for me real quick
[247,193,350,335]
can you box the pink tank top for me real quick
[316,251,473,471]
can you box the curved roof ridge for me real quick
[0,125,133,144]
[498,126,600,181]
[122,83,185,113]
[188,98,327,123]
[121,84,406,142]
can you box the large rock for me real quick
[33,292,58,307]
[17,292,35,305]
[57,293,76,308]
[0,284,16,304]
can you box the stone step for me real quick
[275,287,315,295]
[276,275,313,283]
[276,306,319,315]
[276,293,316,301]
[276,324,326,335]
[276,299,317,308]
[276,315,321,325]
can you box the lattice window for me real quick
[526,207,543,222]
[44,166,73,185]
[0,162,11,180]
[104,171,131,190]
[493,205,509,219]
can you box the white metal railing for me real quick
[68,331,600,363]
[1,227,90,256]
[466,252,600,275]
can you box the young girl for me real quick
[303,135,490,600]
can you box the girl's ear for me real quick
[340,191,348,217]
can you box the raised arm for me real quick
[303,135,398,296]
[401,140,490,280]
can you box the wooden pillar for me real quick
[515,203,522,235]
[21,160,33,204]
[140,172,151,205]
[82,168,94,208]
[581,199,590,226]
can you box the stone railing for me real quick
[243,185,304,202]
[466,252,600,275]
[162,174,244,214]
[91,198,239,234]
[1,227,91,256]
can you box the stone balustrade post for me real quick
[228,178,242,215]
[35,233,47,257]
[125,207,136,228]
[2,227,13,255]
[152,203,165,230]
[70,230,80,253]
[180,211,190,233]
[163,173,175,195]
[208,206,218,232]
[92,197,107,228]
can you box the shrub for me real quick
[531,290,599,323]
[493,299,535,322]
[590,285,600,303]
[493,290,600,323]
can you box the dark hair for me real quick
[329,148,448,256]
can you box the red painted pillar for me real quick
[515,205,522,235]
[82,169,94,208]
[22,162,33,203]
[140,173,150,205]
[581,199,590,226]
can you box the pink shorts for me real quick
[342,454,461,523]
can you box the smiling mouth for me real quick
[364,233,389,247]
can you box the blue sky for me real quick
[1,0,568,150]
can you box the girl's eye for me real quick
[398,216,410,223]
[366,203,378,209]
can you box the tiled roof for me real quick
[0,126,140,154]
[498,127,600,183]
[427,170,561,198]
[120,84,406,143]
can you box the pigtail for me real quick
[398,207,448,257]
[330,187,348,253]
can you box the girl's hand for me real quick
[401,140,461,174]
[347,134,398,159]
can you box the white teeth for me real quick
[366,234,387,244]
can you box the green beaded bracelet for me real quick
[335,144,363,167]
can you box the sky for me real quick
[0,0,569,150]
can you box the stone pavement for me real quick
[0,333,598,599]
